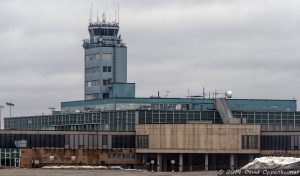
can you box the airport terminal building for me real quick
[1,19,300,172]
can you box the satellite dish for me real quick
[225,91,232,98]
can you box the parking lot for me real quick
[0,169,217,176]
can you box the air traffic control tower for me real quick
[83,16,135,100]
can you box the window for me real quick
[103,80,109,85]
[102,53,112,60]
[136,135,149,148]
[85,94,99,100]
[103,66,112,72]
[85,54,96,61]
[242,135,258,149]
[102,135,108,146]
[85,80,99,87]
[85,67,100,74]
[103,66,107,72]
[103,93,109,99]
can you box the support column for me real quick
[188,153,192,171]
[230,154,235,170]
[205,154,209,171]
[179,153,183,172]
[157,153,162,172]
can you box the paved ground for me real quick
[0,169,217,176]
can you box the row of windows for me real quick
[103,79,111,85]
[85,79,112,87]
[5,111,136,132]
[0,134,65,148]
[85,67,101,74]
[85,53,112,62]
[85,66,112,74]
[0,134,135,149]
[85,80,99,87]
[103,66,112,72]
[85,93,99,100]
[241,135,259,149]
[138,110,222,124]
[92,28,118,36]
[261,135,300,150]
[108,153,135,159]
[233,111,300,125]
[136,135,149,148]
[111,135,135,149]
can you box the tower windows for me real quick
[103,79,112,86]
[102,53,112,60]
[103,80,108,85]
[103,66,111,72]
[85,94,99,100]
[103,93,109,99]
[85,67,101,74]
[85,54,96,61]
[85,80,99,87]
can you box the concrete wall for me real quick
[20,149,137,168]
[136,124,261,153]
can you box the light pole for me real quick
[6,102,14,118]
[0,105,4,130]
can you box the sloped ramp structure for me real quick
[215,98,241,124]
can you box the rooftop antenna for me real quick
[102,12,106,23]
[117,0,120,24]
[202,86,205,99]
[89,2,93,23]
[96,9,99,23]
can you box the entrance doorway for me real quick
[0,148,20,168]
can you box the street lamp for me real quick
[6,102,14,118]
[0,105,4,130]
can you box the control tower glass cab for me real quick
[83,20,127,100]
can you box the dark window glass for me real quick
[103,66,107,72]
[36,134,41,148]
[102,135,108,146]
[112,135,117,148]
[30,134,35,148]
[0,134,5,148]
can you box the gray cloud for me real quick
[0,0,300,120]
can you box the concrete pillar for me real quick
[157,153,162,172]
[205,154,209,171]
[179,153,183,172]
[230,154,235,170]
[188,153,192,171]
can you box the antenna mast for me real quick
[97,9,99,23]
[89,2,93,23]
[117,0,120,24]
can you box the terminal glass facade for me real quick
[5,111,136,132]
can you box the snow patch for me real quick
[242,157,300,170]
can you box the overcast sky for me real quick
[0,0,300,119]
